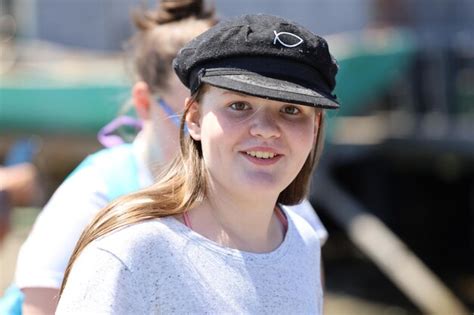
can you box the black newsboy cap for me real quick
[173,14,339,109]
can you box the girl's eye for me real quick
[282,105,300,115]
[229,102,250,111]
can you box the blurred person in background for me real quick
[1,1,214,314]
[0,1,328,314]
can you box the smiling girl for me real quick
[57,13,339,314]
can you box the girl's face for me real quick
[186,86,321,200]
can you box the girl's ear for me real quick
[132,81,152,120]
[185,97,202,141]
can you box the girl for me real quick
[57,13,339,314]
[6,2,326,314]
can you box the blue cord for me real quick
[158,99,182,127]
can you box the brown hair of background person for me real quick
[130,0,216,95]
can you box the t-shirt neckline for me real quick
[164,207,294,264]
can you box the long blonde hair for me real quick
[60,87,327,294]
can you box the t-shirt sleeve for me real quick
[284,199,328,246]
[14,166,110,289]
[56,245,146,315]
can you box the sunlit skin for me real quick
[185,86,321,253]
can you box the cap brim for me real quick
[201,72,339,109]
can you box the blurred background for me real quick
[1,0,473,314]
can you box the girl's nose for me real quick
[249,109,281,139]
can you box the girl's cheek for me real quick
[285,119,315,134]
[219,112,253,128]
[298,125,318,146]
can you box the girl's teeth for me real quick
[246,151,275,159]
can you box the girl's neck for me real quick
[184,190,285,253]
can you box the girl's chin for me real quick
[229,174,289,195]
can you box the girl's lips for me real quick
[239,148,283,166]
[242,146,282,155]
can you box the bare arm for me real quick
[22,288,59,315]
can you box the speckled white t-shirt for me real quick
[56,208,323,315]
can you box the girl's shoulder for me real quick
[282,200,328,245]
[282,206,322,248]
[89,217,186,268]
[95,216,181,244]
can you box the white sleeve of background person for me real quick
[284,199,328,245]
[14,166,110,289]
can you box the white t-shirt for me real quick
[15,140,327,289]
[57,208,323,314]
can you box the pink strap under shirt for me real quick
[183,206,288,233]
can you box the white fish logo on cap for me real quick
[273,30,304,48]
